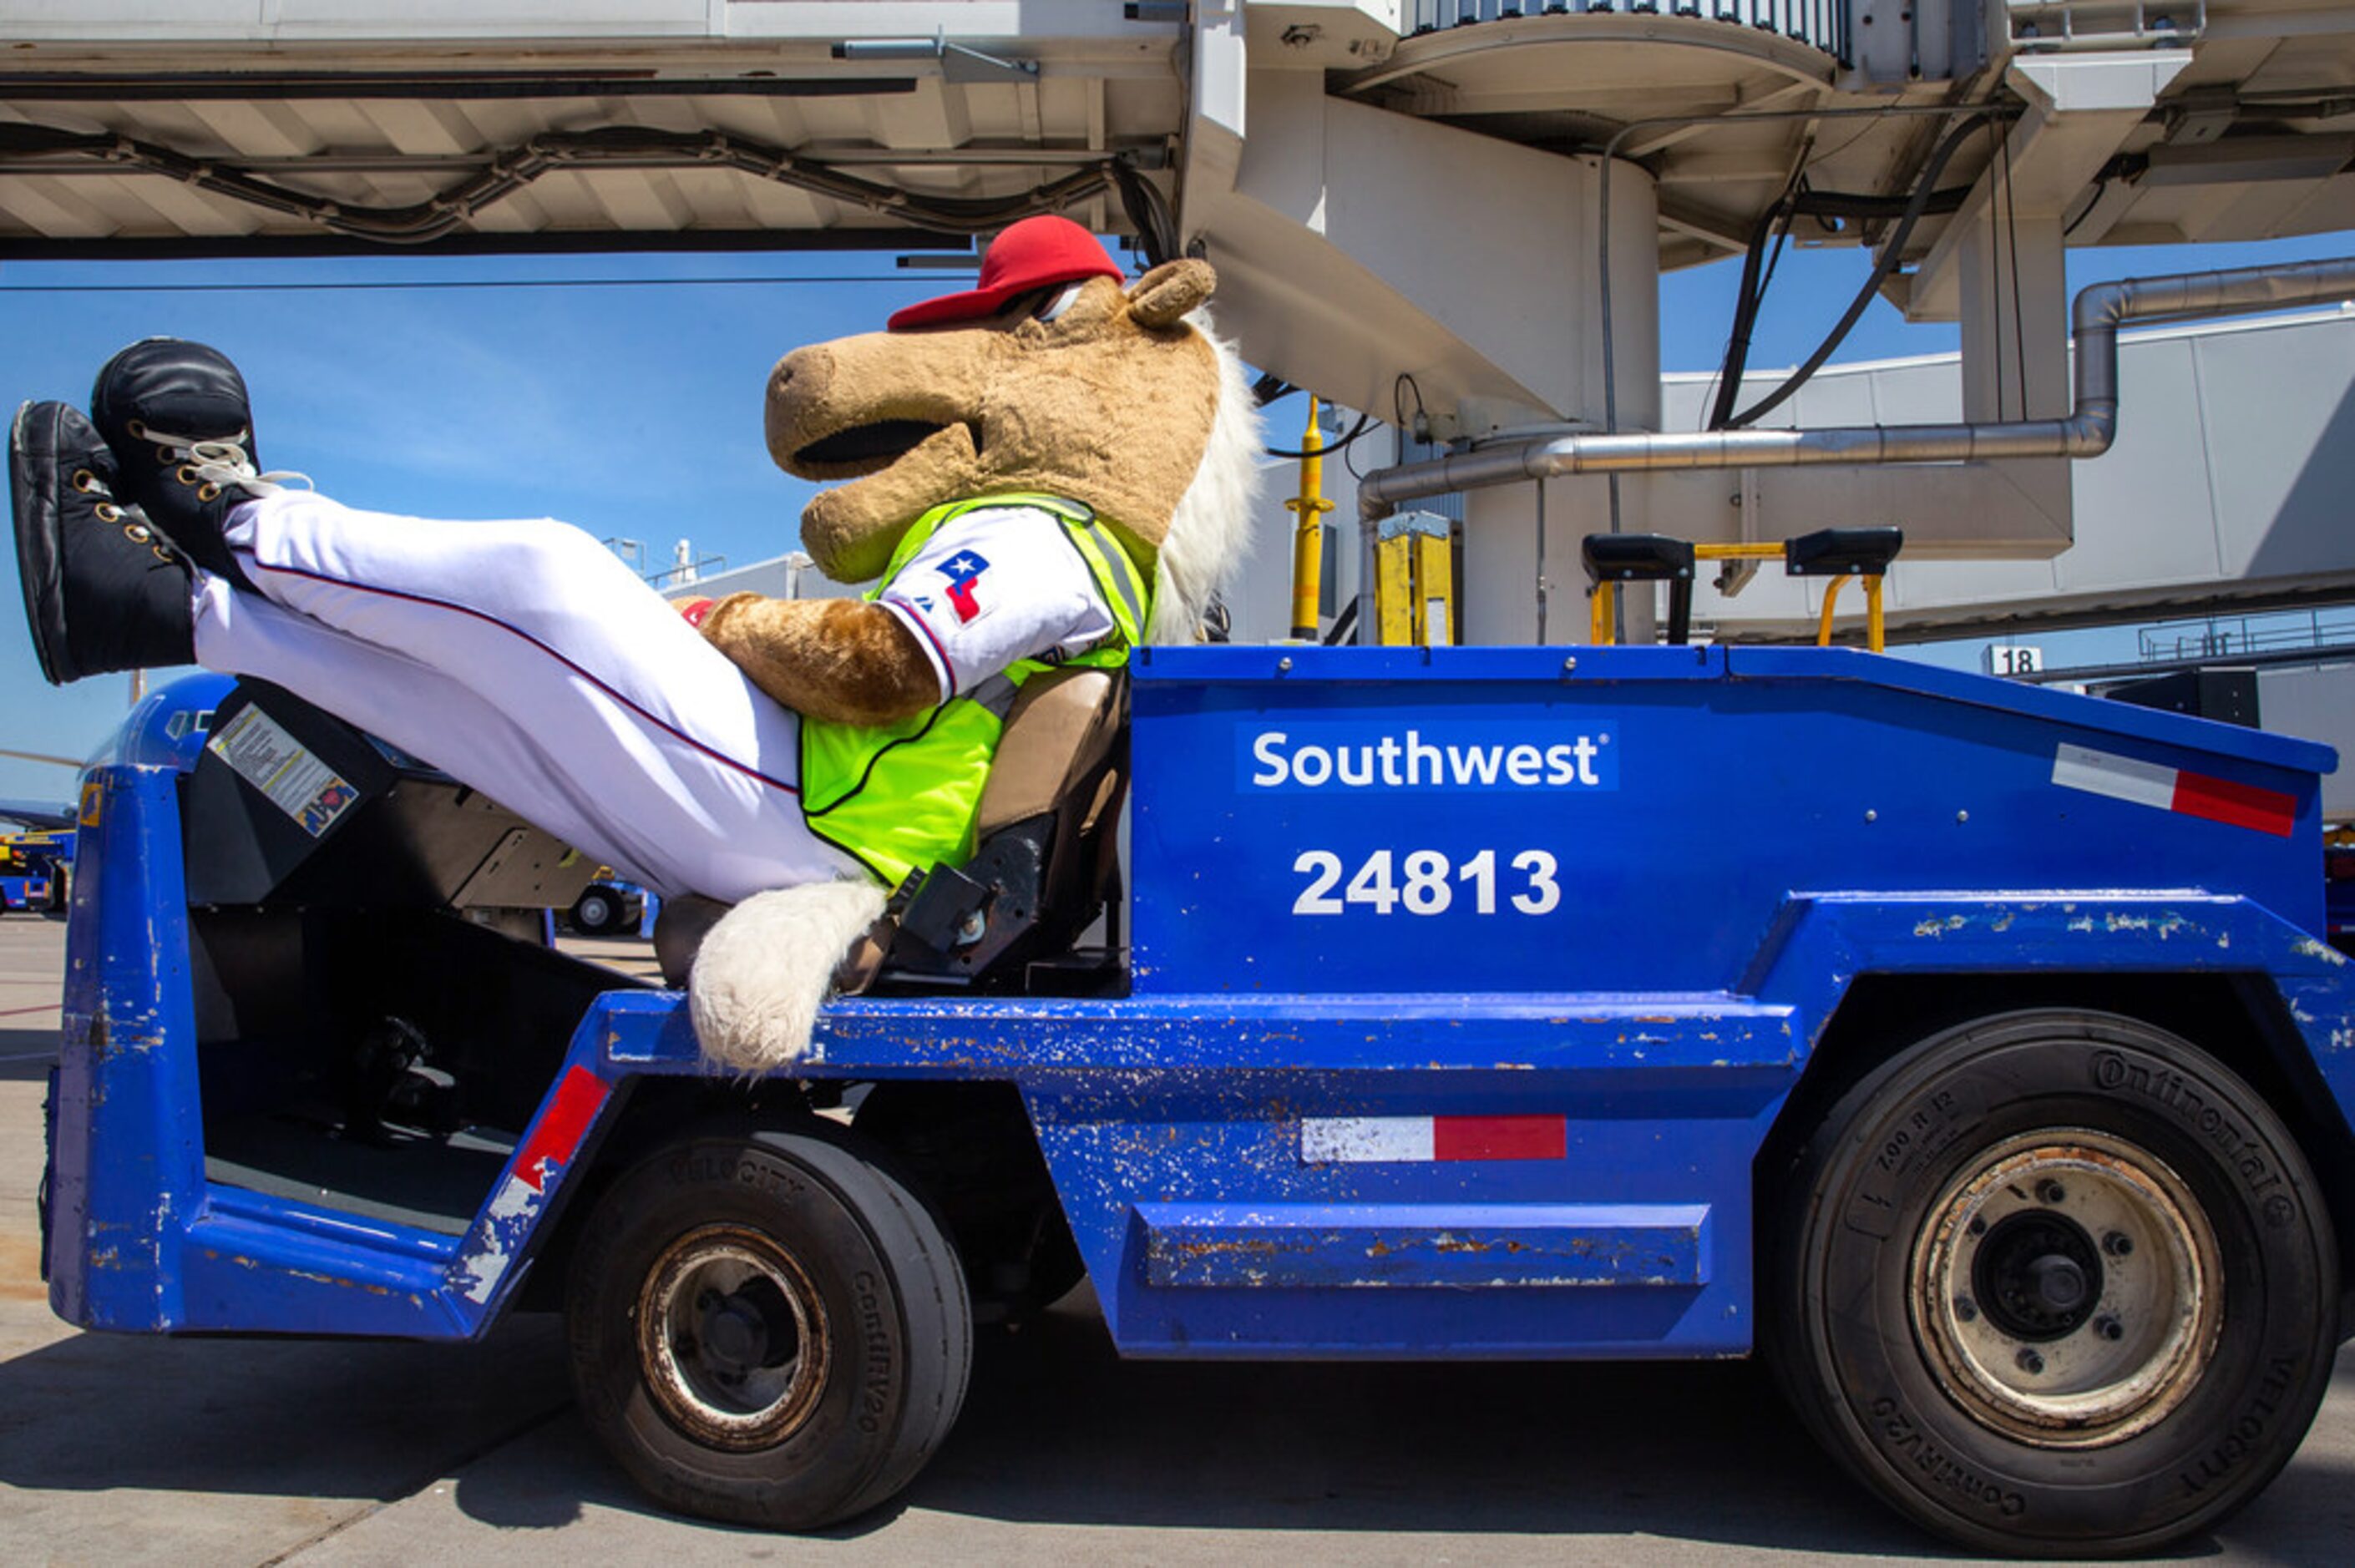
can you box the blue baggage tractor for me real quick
[38,647,2355,1554]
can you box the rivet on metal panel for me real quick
[1866,808,1878,822]
[1562,655,1578,674]
[1957,809,1971,823]
[1277,655,1294,674]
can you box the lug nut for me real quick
[2104,1232,2134,1257]
[2017,1348,2046,1375]
[2096,1317,2124,1341]
[1954,1297,1978,1323]
[2037,1179,2067,1205]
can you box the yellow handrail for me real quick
[1593,540,1888,650]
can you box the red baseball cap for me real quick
[888,215,1126,331]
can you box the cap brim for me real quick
[887,255,1127,331]
[886,284,1022,331]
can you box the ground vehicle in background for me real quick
[0,828,71,914]
[564,877,646,938]
[38,650,2355,1556]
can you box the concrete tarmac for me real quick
[1,913,2350,1565]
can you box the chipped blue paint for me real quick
[1135,1201,1711,1290]
[1127,645,2327,995]
[46,765,628,1338]
[42,650,2355,1361]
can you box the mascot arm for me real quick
[696,594,939,726]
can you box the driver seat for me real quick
[655,665,1129,992]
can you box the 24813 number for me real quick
[1290,848,1560,917]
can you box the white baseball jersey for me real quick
[873,503,1118,702]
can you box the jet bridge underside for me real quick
[9,1,2355,585]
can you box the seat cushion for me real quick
[975,667,1123,837]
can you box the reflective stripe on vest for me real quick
[798,494,1151,886]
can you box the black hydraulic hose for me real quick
[1706,195,1796,431]
[1706,182,1972,430]
[1724,116,1988,430]
[0,119,1125,245]
[1252,373,1298,407]
[1264,408,1375,460]
[1112,157,1178,267]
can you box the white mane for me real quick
[1149,309,1264,644]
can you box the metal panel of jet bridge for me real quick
[0,3,1183,256]
[1667,307,2355,642]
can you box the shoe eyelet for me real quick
[150,544,175,564]
[126,419,148,439]
[124,523,152,544]
[71,469,96,493]
[197,483,221,503]
[94,502,122,522]
[154,444,175,464]
[175,465,200,486]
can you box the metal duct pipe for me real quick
[1357,256,2355,524]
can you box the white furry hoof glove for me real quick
[687,880,888,1073]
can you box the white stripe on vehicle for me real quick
[2053,742,2178,812]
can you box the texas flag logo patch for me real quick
[939,550,993,624]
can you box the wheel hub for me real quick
[1911,1130,2222,1448]
[637,1225,829,1451]
[698,1269,802,1375]
[1973,1211,2103,1341]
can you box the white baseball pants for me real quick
[189,490,869,903]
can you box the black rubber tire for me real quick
[570,886,621,936]
[42,866,68,918]
[1766,1009,2338,1557]
[565,1120,972,1529]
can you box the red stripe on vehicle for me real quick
[513,1065,611,1191]
[2170,771,2296,838]
[1432,1115,1567,1161]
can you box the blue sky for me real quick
[5,228,2353,807]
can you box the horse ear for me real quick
[1127,259,1216,327]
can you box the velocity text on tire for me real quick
[1768,1008,2338,1556]
[565,1120,972,1529]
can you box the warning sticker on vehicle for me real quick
[207,707,360,837]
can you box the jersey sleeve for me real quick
[874,505,1118,702]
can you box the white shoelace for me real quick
[144,427,311,497]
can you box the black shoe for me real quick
[90,337,265,591]
[12,401,195,686]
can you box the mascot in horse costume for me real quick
[10,216,1260,1070]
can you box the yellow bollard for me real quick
[1285,396,1333,640]
[1373,513,1456,645]
[1411,529,1452,645]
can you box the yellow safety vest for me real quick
[799,493,1152,886]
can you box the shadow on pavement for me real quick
[0,1313,571,1505]
[884,1297,1949,1556]
[4,1278,2351,1559]
[534,1299,2355,1558]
